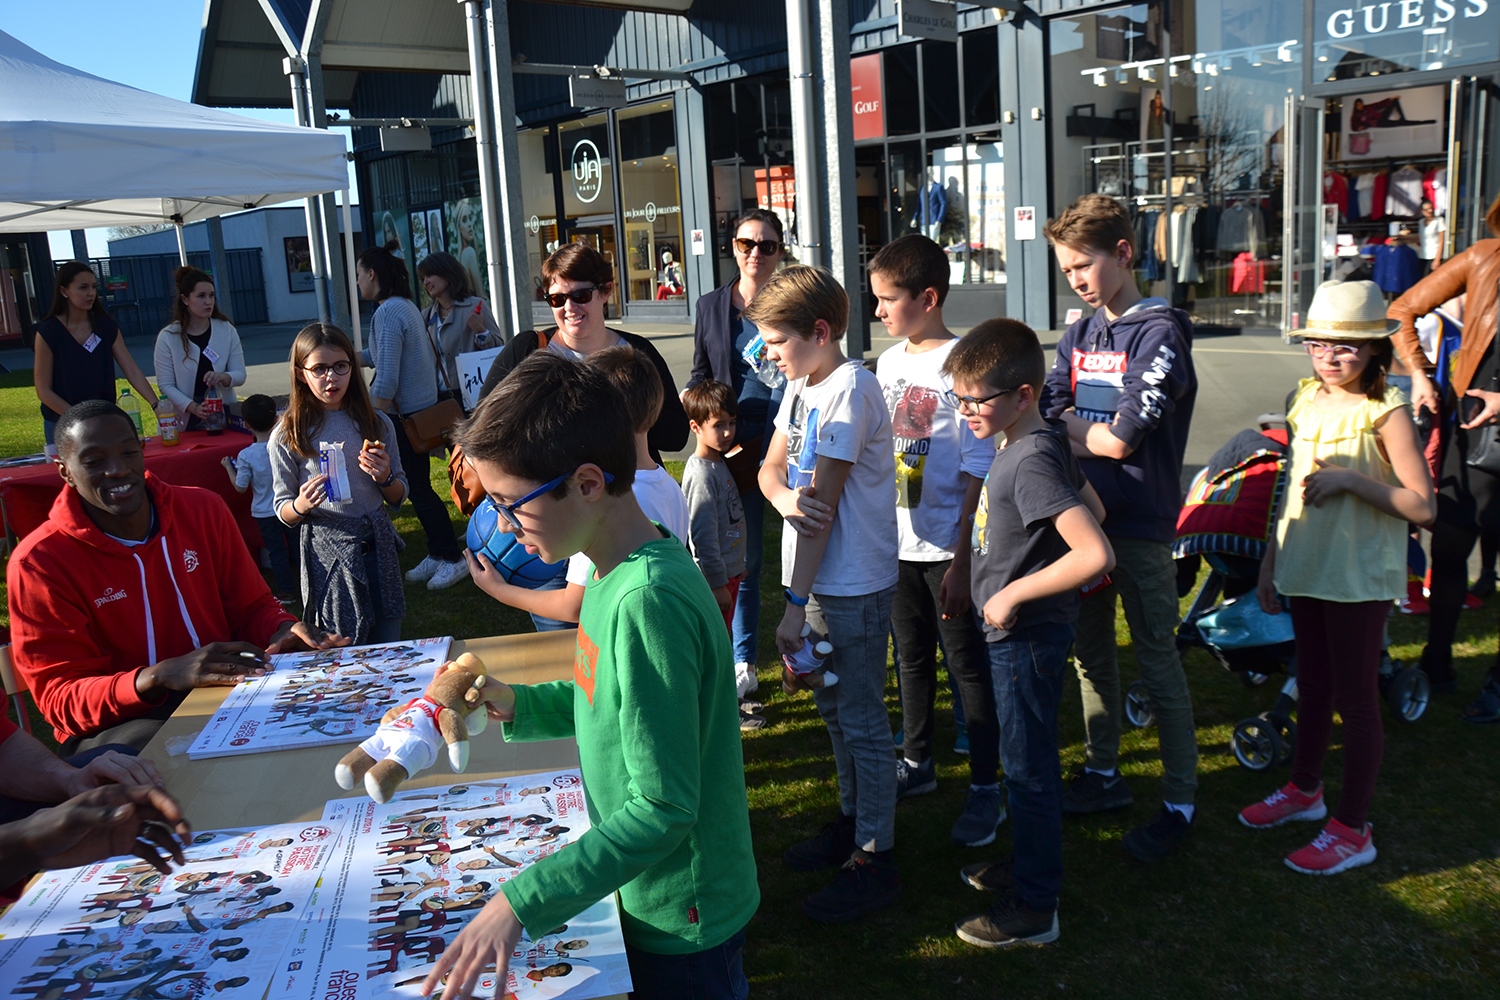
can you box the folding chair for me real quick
[0,644,30,734]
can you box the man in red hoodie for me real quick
[7,401,347,753]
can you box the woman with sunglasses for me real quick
[1389,193,1500,722]
[476,243,688,461]
[358,241,468,592]
[685,209,787,701]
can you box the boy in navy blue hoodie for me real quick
[1039,194,1200,862]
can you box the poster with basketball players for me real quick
[280,773,631,1000]
[187,638,454,760]
[0,821,343,1000]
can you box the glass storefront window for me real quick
[557,113,621,317]
[617,99,687,304]
[963,138,1005,284]
[963,28,1000,128]
[884,46,921,135]
[923,42,960,132]
[517,127,559,298]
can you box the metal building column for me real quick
[674,87,717,318]
[206,216,233,314]
[817,0,861,356]
[786,0,824,269]
[459,0,510,338]
[285,56,332,326]
[485,0,534,342]
[999,10,1053,330]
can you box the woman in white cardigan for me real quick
[152,265,246,428]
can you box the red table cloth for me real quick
[0,430,263,552]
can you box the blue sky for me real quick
[2,1,350,258]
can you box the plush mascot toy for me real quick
[335,652,491,803]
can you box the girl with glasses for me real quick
[270,323,409,645]
[685,208,788,703]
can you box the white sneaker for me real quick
[427,559,471,590]
[734,662,758,699]
[405,555,443,583]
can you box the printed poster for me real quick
[280,774,631,1000]
[187,638,453,760]
[0,821,343,1000]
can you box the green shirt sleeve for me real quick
[500,680,576,743]
[500,586,706,937]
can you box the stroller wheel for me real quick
[1124,680,1155,728]
[1263,711,1297,765]
[1241,671,1272,688]
[1385,667,1430,723]
[1231,717,1283,771]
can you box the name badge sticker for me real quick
[203,346,220,363]
[82,333,101,353]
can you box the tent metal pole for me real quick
[174,222,188,265]
[285,56,331,325]
[340,189,362,356]
[485,0,535,342]
[786,0,822,269]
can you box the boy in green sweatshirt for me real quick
[423,352,759,1000]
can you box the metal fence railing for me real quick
[76,250,267,339]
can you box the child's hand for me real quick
[982,588,1020,632]
[460,671,516,722]
[1256,560,1282,616]
[297,474,330,512]
[711,585,733,616]
[220,457,234,471]
[1301,458,1353,507]
[775,603,808,656]
[463,548,515,604]
[359,439,391,483]
[420,891,523,1000]
[775,485,832,537]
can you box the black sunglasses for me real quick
[734,237,783,256]
[543,285,606,309]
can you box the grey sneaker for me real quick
[959,856,1014,892]
[895,757,937,798]
[950,786,1007,846]
[955,894,1059,948]
[1060,769,1134,815]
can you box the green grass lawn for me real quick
[1,382,1496,995]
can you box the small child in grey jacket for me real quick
[681,381,748,633]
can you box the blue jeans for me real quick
[732,490,765,664]
[808,587,897,853]
[987,621,1073,913]
[529,570,577,633]
[625,929,748,1000]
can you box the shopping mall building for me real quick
[186,0,1499,338]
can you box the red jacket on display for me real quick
[6,473,295,743]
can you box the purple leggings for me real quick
[1288,597,1388,829]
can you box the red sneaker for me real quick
[1463,592,1484,611]
[1398,579,1429,615]
[1285,819,1376,875]
[1239,782,1327,829]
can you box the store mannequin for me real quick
[657,251,684,299]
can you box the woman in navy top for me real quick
[33,261,158,448]
[687,208,787,695]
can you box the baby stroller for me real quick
[1138,422,1429,772]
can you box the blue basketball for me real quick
[466,498,568,588]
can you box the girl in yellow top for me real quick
[1243,280,1435,876]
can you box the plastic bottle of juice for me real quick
[118,388,144,436]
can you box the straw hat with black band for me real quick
[1288,280,1401,341]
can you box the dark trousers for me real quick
[891,559,998,785]
[255,515,298,595]
[1424,517,1500,686]
[987,621,1071,913]
[625,929,748,1000]
[391,415,460,563]
[60,691,189,756]
[1289,597,1388,829]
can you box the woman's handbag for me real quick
[402,397,465,455]
[448,442,486,516]
[1465,323,1500,475]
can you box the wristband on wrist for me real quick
[379,471,398,488]
[784,588,809,607]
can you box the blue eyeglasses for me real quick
[494,467,616,532]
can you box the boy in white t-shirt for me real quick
[221,393,297,599]
[466,346,688,628]
[748,265,901,924]
[871,236,1003,849]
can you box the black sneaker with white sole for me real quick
[1060,769,1134,815]
[801,848,901,923]
[896,757,937,798]
[783,813,857,872]
[1123,804,1193,862]
[959,856,1014,892]
[955,894,1059,947]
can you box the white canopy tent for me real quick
[0,28,360,344]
